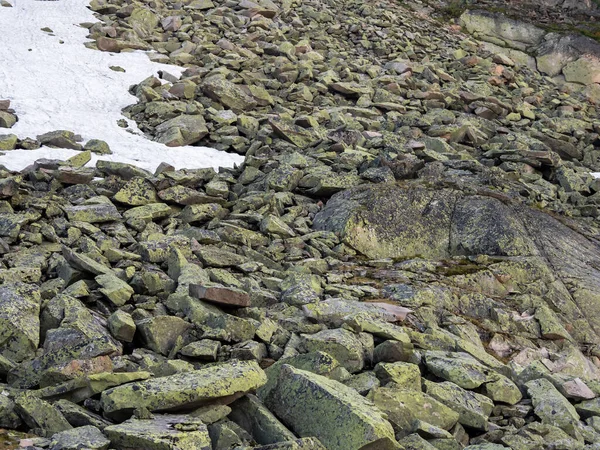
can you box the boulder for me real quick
[50,426,110,450]
[259,365,398,450]
[100,360,267,420]
[0,283,41,362]
[105,414,211,449]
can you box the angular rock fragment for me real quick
[260,365,398,450]
[189,284,251,307]
[105,414,211,449]
[101,360,267,420]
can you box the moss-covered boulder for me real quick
[313,185,457,259]
[154,114,209,147]
[50,425,110,450]
[300,329,365,373]
[105,414,211,449]
[0,283,41,362]
[526,378,581,438]
[259,364,399,450]
[14,394,72,437]
[368,387,460,432]
[100,360,267,420]
[424,380,494,431]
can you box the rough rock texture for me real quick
[2,0,600,448]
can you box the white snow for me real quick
[592,173,600,179]
[0,0,244,173]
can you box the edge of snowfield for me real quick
[0,0,244,173]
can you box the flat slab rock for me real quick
[104,414,211,450]
[189,284,251,307]
[100,360,267,420]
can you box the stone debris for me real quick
[1,0,600,448]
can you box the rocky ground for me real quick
[2,0,600,449]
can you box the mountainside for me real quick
[2,0,600,448]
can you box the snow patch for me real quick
[0,0,244,173]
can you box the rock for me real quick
[369,386,459,432]
[301,328,366,373]
[107,310,136,342]
[0,134,18,150]
[229,394,296,445]
[0,111,17,128]
[50,426,110,450]
[424,380,494,431]
[155,114,208,147]
[459,10,545,49]
[189,284,251,307]
[64,201,121,223]
[14,394,72,437]
[113,177,158,206]
[95,273,134,306]
[313,185,456,259]
[180,339,221,361]
[105,414,211,449]
[101,360,267,420]
[37,130,82,150]
[0,283,41,362]
[423,351,491,389]
[0,395,21,429]
[374,362,421,390]
[563,57,600,85]
[259,364,398,450]
[201,77,257,113]
[137,316,192,356]
[526,378,581,437]
[84,139,112,154]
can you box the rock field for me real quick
[2,0,600,448]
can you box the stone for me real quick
[84,139,112,154]
[424,380,494,431]
[50,426,110,450]
[259,365,398,450]
[64,201,121,223]
[14,394,72,437]
[563,57,600,85]
[155,114,208,147]
[0,395,21,429]
[526,378,581,437]
[95,273,134,306]
[0,282,41,362]
[423,351,491,389]
[374,362,421,390]
[189,284,251,307]
[101,360,267,420]
[0,111,17,128]
[105,414,211,449]
[301,328,365,373]
[0,134,17,150]
[229,394,296,445]
[113,177,158,206]
[368,387,460,432]
[137,315,192,356]
[180,339,221,361]
[107,310,136,342]
[37,130,82,150]
[201,77,257,113]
